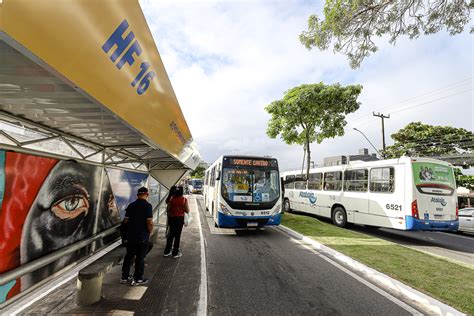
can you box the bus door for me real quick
[343,169,368,224]
[368,166,402,228]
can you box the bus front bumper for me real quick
[406,216,459,231]
[217,212,282,228]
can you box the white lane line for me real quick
[191,197,208,316]
[276,229,421,315]
[276,226,464,316]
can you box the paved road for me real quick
[195,197,416,316]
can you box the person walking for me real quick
[121,187,153,286]
[164,186,190,258]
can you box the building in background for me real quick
[323,148,378,167]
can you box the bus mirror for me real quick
[215,170,220,181]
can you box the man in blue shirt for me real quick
[121,187,153,285]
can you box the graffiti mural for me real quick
[0,151,150,303]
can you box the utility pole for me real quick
[373,112,390,157]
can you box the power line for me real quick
[348,77,473,126]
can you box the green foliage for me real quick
[384,122,474,158]
[265,82,362,177]
[300,0,473,68]
[455,168,474,189]
[190,166,205,178]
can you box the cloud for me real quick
[141,0,473,171]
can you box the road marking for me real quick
[190,196,208,316]
[206,215,236,235]
[438,231,474,240]
[276,229,422,315]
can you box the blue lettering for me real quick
[102,19,135,63]
[117,41,142,69]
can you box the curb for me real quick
[278,225,465,316]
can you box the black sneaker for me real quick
[120,276,132,284]
[131,278,149,286]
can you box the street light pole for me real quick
[353,128,382,158]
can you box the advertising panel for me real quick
[106,168,149,219]
[412,162,455,195]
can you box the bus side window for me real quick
[370,167,395,193]
[344,169,368,192]
[308,173,322,190]
[210,166,216,187]
[324,172,342,191]
[285,175,296,190]
[295,177,307,190]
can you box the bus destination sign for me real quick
[231,159,270,167]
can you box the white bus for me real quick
[203,155,282,228]
[281,157,458,231]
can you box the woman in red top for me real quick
[164,186,190,258]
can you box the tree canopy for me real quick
[190,166,205,178]
[266,82,362,177]
[454,168,474,189]
[300,1,473,68]
[384,122,474,158]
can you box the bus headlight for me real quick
[272,203,282,215]
[220,203,232,216]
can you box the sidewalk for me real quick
[23,200,202,315]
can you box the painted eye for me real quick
[51,194,90,220]
[63,197,80,211]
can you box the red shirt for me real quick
[168,196,187,217]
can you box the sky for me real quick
[140,0,473,171]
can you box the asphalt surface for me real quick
[196,197,413,316]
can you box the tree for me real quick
[190,166,205,178]
[454,168,474,189]
[384,122,473,158]
[300,1,473,68]
[266,82,362,178]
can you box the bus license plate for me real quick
[247,222,258,227]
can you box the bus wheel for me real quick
[332,206,347,228]
[283,199,291,213]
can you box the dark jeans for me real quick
[165,216,184,256]
[122,240,148,280]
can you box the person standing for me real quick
[121,187,153,285]
[164,186,190,258]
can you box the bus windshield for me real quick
[221,168,280,203]
[412,162,456,196]
[190,179,203,188]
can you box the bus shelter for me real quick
[0,0,200,305]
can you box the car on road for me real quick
[458,208,474,233]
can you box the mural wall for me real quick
[0,150,159,303]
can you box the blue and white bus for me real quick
[281,157,458,231]
[203,155,282,228]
